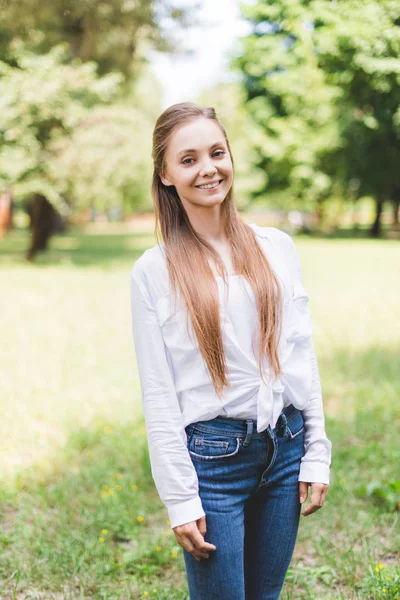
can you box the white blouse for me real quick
[129,223,332,529]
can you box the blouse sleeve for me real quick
[286,235,333,485]
[129,262,206,528]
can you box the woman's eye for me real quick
[182,150,225,165]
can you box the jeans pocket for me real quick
[286,410,305,439]
[187,429,241,462]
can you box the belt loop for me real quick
[243,419,254,447]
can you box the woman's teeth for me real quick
[197,181,221,189]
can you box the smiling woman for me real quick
[130,101,332,600]
[158,119,233,211]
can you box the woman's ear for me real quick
[160,171,173,187]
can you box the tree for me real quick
[0,45,123,257]
[0,0,200,77]
[50,103,155,216]
[233,0,341,222]
[311,0,400,236]
[235,0,400,235]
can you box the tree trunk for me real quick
[26,194,57,261]
[370,196,384,238]
[392,194,399,231]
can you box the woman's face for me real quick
[160,117,233,210]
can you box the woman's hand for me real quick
[299,481,329,516]
[173,515,217,561]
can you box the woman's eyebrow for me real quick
[177,142,225,157]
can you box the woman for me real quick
[130,102,332,600]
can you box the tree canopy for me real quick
[234,0,400,232]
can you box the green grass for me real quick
[0,224,399,599]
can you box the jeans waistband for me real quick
[186,403,300,441]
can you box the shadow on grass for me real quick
[0,227,158,268]
[1,224,398,270]
[311,224,399,240]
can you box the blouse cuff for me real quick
[299,460,331,486]
[168,496,206,530]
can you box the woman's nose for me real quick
[199,159,217,176]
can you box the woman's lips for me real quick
[195,179,223,189]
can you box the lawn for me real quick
[0,223,399,599]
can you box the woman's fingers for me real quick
[191,527,217,552]
[182,538,209,561]
[299,481,309,504]
[299,482,329,516]
[173,519,217,561]
[187,527,217,560]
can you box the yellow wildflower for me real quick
[116,484,122,491]
[104,426,112,434]
[378,563,384,568]
[101,529,108,535]
[137,516,144,522]
[171,551,177,558]
[108,488,114,496]
[99,537,105,543]
[156,546,161,552]
[166,519,170,525]
[131,484,138,491]
[144,592,149,597]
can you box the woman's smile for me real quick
[195,179,223,191]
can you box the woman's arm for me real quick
[130,261,206,528]
[286,234,333,485]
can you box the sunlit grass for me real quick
[0,224,399,599]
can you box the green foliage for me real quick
[0,45,123,208]
[357,479,400,512]
[0,0,197,76]
[310,0,400,199]
[360,564,400,599]
[0,44,158,213]
[234,1,342,209]
[50,103,154,212]
[235,0,400,216]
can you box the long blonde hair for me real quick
[151,102,283,397]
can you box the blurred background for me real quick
[0,1,399,599]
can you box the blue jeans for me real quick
[183,404,305,600]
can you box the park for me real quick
[1,0,399,598]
